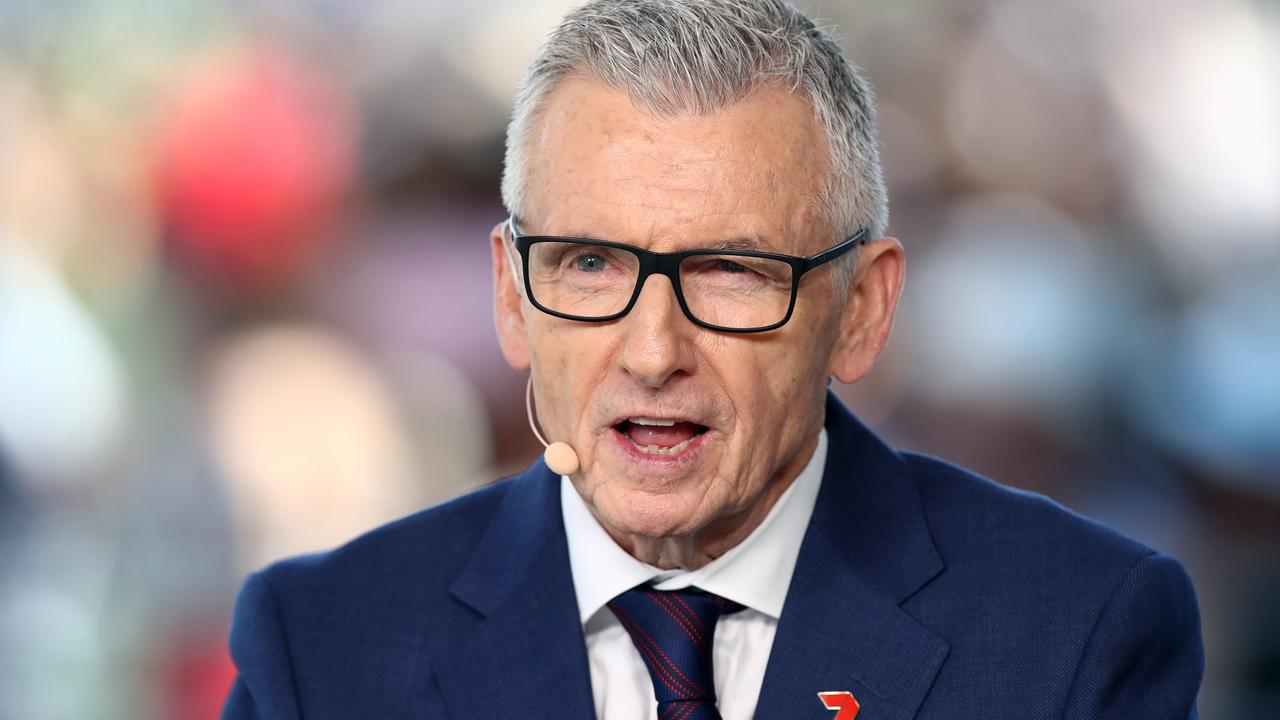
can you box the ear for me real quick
[828,236,905,384]
[491,221,531,370]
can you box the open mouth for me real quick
[614,417,710,456]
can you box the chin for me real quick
[598,489,708,541]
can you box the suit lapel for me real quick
[433,462,596,719]
[754,393,950,719]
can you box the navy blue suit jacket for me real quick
[223,394,1203,718]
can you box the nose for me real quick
[619,274,697,388]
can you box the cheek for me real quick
[717,341,820,412]
[526,320,573,435]
[529,322,617,435]
[714,338,830,457]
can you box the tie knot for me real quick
[607,586,744,717]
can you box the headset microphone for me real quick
[525,377,580,475]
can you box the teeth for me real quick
[633,436,695,456]
[629,417,677,426]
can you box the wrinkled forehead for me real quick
[524,76,832,254]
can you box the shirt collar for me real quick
[561,428,827,624]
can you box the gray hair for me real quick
[501,0,888,288]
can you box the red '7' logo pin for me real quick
[818,691,860,719]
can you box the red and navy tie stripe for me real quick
[607,586,745,720]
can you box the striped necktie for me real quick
[607,586,745,720]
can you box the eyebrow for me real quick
[702,237,770,252]
[550,228,774,253]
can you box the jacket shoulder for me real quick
[225,476,522,717]
[259,475,513,605]
[247,475,518,674]
[903,451,1156,573]
[901,453,1203,717]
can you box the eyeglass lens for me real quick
[526,241,794,330]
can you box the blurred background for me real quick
[0,0,1276,717]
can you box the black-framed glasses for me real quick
[507,218,868,333]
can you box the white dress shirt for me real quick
[560,429,828,720]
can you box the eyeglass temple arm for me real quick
[804,228,869,270]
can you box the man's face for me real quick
[494,77,855,546]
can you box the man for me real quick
[223,1,1204,718]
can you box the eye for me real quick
[573,254,608,272]
[714,259,750,274]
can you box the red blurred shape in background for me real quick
[154,45,356,292]
[158,624,238,720]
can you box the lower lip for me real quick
[607,426,712,468]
